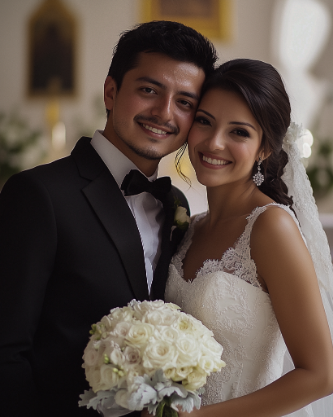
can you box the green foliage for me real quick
[0,111,43,187]
[307,139,333,198]
[156,398,178,417]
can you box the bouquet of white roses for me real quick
[79,300,225,417]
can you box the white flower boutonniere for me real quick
[174,206,190,231]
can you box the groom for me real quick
[0,21,217,417]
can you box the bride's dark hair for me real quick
[200,58,293,208]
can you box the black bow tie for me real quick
[121,170,172,202]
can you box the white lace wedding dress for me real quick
[165,203,316,417]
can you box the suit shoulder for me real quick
[2,137,97,191]
[3,154,74,189]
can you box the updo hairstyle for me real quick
[201,58,293,208]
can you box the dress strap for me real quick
[229,203,301,289]
[241,203,304,248]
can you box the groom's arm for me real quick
[0,172,56,416]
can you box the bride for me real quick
[165,59,333,416]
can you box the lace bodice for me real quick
[171,204,279,289]
[165,204,314,416]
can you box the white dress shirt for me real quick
[91,130,164,293]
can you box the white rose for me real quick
[98,338,117,365]
[123,346,141,366]
[190,316,214,337]
[177,314,213,338]
[100,315,113,331]
[126,364,145,389]
[142,338,177,371]
[125,323,154,347]
[173,313,195,333]
[183,368,207,391]
[100,363,121,390]
[83,338,103,365]
[86,366,107,392]
[198,355,218,374]
[164,367,177,380]
[142,310,165,326]
[148,300,165,309]
[132,300,165,320]
[110,306,134,323]
[157,326,179,344]
[173,366,193,381]
[92,339,102,350]
[83,345,100,367]
[110,348,126,367]
[164,302,181,311]
[201,337,223,359]
[108,321,132,346]
[142,309,177,327]
[176,335,201,367]
[174,206,190,226]
[115,388,130,409]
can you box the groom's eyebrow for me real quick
[136,76,200,100]
[229,121,257,131]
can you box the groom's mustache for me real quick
[134,115,179,135]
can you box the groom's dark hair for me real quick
[107,20,217,96]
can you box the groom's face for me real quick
[103,52,205,176]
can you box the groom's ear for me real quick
[104,76,117,112]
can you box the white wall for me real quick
[0,0,282,144]
[0,0,332,214]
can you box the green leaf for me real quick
[163,404,178,417]
[156,399,166,417]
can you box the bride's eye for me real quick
[195,116,211,126]
[233,129,250,138]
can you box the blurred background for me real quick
[0,0,332,252]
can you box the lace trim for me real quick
[172,203,300,291]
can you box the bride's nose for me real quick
[205,131,226,151]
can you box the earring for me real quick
[253,157,264,186]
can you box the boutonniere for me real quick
[174,205,190,231]
[170,198,190,240]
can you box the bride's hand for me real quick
[141,406,201,417]
[177,406,201,417]
[141,409,151,417]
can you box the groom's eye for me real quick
[178,99,192,108]
[141,87,155,94]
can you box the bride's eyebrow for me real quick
[229,121,257,131]
[196,109,215,119]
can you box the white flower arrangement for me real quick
[79,300,225,417]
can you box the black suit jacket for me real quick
[0,137,189,417]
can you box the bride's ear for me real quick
[258,149,271,162]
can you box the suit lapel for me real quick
[72,138,149,301]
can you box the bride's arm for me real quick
[179,206,333,417]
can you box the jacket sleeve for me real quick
[0,172,57,415]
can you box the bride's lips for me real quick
[199,152,231,169]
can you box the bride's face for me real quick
[188,88,263,189]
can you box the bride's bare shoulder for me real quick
[251,204,307,258]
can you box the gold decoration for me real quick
[27,0,77,97]
[141,0,233,40]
